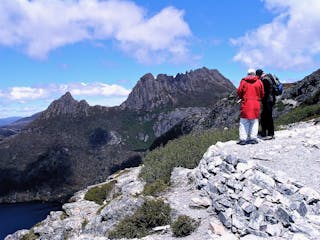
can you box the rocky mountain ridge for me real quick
[6,119,320,240]
[0,67,235,203]
[121,67,235,111]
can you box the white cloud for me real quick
[116,6,191,63]
[4,82,130,101]
[66,82,131,96]
[0,0,191,63]
[231,0,320,70]
[9,87,47,100]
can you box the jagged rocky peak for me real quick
[140,73,155,82]
[121,67,235,111]
[40,92,90,119]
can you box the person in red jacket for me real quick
[237,69,264,145]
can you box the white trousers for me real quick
[239,118,259,141]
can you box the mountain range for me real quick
[0,67,319,203]
[0,67,237,203]
[0,117,22,127]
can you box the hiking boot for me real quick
[262,136,274,140]
[237,140,246,145]
[248,139,258,144]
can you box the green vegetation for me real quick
[275,101,285,112]
[117,110,156,149]
[303,89,320,105]
[21,230,38,240]
[84,180,116,205]
[112,169,130,178]
[142,179,169,196]
[140,128,237,190]
[108,199,171,239]
[275,103,320,126]
[171,215,199,237]
[82,219,89,229]
[60,211,68,220]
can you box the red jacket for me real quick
[237,75,264,119]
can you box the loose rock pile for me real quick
[196,144,320,239]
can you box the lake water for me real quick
[0,202,61,240]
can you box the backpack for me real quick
[267,74,283,96]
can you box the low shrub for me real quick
[108,199,171,239]
[171,215,199,237]
[84,180,116,205]
[60,211,68,220]
[140,128,237,186]
[275,103,320,126]
[142,179,169,196]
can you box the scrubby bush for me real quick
[140,128,237,188]
[60,211,68,220]
[108,199,171,239]
[21,230,38,240]
[275,103,320,126]
[171,215,199,237]
[84,180,116,205]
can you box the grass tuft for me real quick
[84,180,116,205]
[171,215,199,237]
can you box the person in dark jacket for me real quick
[256,69,275,140]
[237,69,264,145]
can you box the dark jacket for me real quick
[237,75,264,119]
[261,74,276,104]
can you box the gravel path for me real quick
[215,119,320,193]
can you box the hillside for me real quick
[0,67,235,203]
[6,119,320,240]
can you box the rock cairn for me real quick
[196,145,320,239]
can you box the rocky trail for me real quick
[217,119,320,193]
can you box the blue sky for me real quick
[0,0,320,118]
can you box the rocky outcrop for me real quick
[5,167,146,240]
[121,67,235,111]
[196,144,320,239]
[152,107,210,137]
[6,166,231,240]
[40,92,90,119]
[149,92,240,150]
[273,68,320,117]
[281,69,320,105]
